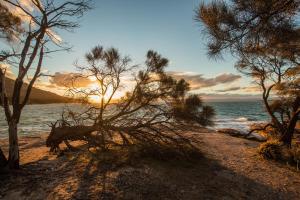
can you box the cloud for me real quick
[46,29,62,44]
[168,71,241,90]
[4,1,62,43]
[50,72,93,88]
[198,93,261,102]
[0,63,15,79]
[3,0,36,22]
[216,87,241,92]
[241,85,261,93]
[213,85,262,93]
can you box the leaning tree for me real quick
[46,46,215,154]
[0,2,23,168]
[0,0,91,169]
[196,0,300,146]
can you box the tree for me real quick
[0,3,22,42]
[196,0,300,146]
[0,2,22,168]
[46,46,215,154]
[0,0,91,169]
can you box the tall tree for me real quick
[0,0,91,169]
[196,0,300,145]
[0,2,22,168]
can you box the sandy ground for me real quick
[1,131,300,200]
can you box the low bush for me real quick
[258,139,298,165]
[258,140,284,160]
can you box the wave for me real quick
[216,117,254,123]
[235,117,249,122]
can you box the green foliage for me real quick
[172,95,215,126]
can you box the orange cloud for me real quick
[0,63,15,79]
[49,72,93,88]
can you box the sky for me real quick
[2,0,261,101]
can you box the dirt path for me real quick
[196,132,300,199]
[1,132,300,200]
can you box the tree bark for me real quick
[262,95,284,133]
[8,119,19,169]
[0,147,7,168]
[281,111,300,146]
[46,125,96,150]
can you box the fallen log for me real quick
[46,125,97,152]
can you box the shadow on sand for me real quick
[0,145,297,200]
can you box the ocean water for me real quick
[0,101,269,137]
[207,101,269,133]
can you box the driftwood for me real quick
[46,123,197,152]
[46,125,97,152]
[245,124,274,138]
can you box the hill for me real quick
[4,77,73,104]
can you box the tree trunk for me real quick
[263,96,284,133]
[8,119,20,169]
[280,112,299,146]
[0,147,7,168]
[46,125,97,150]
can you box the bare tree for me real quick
[46,46,215,154]
[196,0,300,146]
[0,0,91,169]
[0,3,23,167]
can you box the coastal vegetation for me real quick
[197,0,300,154]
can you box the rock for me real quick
[246,132,267,142]
[217,128,267,142]
[217,128,244,136]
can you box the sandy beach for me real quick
[1,130,300,200]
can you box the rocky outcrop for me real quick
[217,128,267,142]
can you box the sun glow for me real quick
[88,83,113,103]
[87,82,128,103]
[89,94,102,103]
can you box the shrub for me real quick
[291,145,300,162]
[258,140,283,160]
[259,139,300,170]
